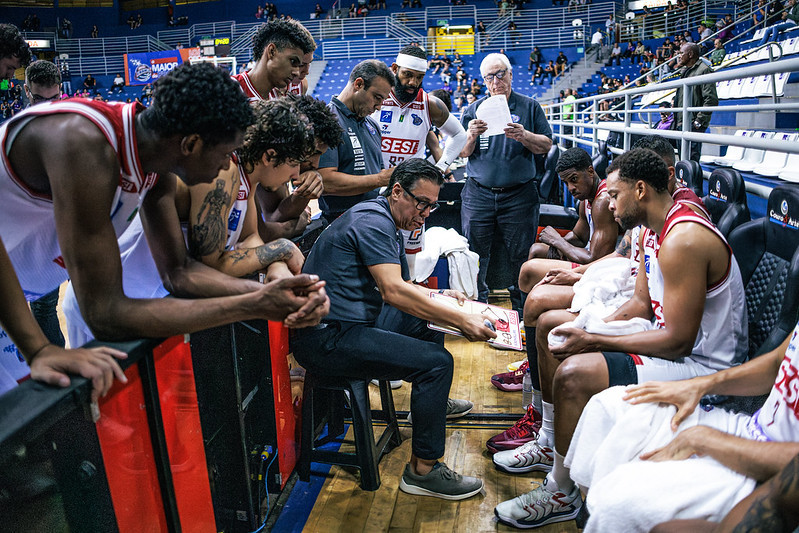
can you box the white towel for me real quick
[548,256,650,347]
[413,227,479,299]
[567,387,756,533]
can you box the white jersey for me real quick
[0,100,158,390]
[750,322,799,442]
[372,89,432,168]
[641,201,748,370]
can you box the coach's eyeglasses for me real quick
[402,185,440,213]
[483,68,509,83]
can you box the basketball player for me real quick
[493,148,747,528]
[370,45,468,274]
[232,19,316,102]
[0,63,328,395]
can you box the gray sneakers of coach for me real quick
[407,398,473,424]
[399,462,484,501]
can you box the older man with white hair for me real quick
[459,53,552,317]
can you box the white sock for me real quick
[539,401,555,448]
[545,454,574,493]
[532,389,542,414]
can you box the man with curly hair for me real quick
[493,148,747,529]
[0,23,31,80]
[187,98,317,278]
[233,19,316,102]
[256,95,343,240]
[0,63,328,395]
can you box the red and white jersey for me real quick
[751,322,799,442]
[584,179,607,252]
[233,71,302,102]
[371,89,432,168]
[641,201,748,370]
[629,186,709,277]
[225,153,253,250]
[233,71,268,103]
[672,185,709,219]
[268,81,303,100]
[0,100,158,301]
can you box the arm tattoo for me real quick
[190,180,233,258]
[228,249,249,265]
[615,229,633,258]
[732,453,799,533]
[255,239,294,268]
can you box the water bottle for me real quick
[522,368,533,408]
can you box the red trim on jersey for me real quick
[233,71,266,101]
[672,186,709,219]
[656,201,733,291]
[628,353,643,365]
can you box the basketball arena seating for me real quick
[675,159,704,196]
[702,167,750,238]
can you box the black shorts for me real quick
[602,351,639,387]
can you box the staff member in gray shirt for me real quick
[460,53,553,316]
[318,60,395,221]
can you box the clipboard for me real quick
[427,293,523,351]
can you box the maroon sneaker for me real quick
[491,360,529,392]
[486,404,542,454]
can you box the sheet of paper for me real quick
[475,95,513,137]
[427,293,523,351]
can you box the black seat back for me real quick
[675,159,704,197]
[426,181,464,231]
[592,141,609,181]
[538,144,561,203]
[729,184,799,358]
[702,168,750,238]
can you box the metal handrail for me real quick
[543,55,799,164]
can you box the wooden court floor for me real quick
[296,315,582,533]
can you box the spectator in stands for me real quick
[607,42,622,66]
[314,3,324,17]
[494,147,747,529]
[135,14,143,28]
[90,25,99,38]
[555,51,568,76]
[110,73,125,94]
[127,14,136,29]
[141,82,153,105]
[767,0,785,26]
[528,46,542,70]
[718,14,735,41]
[508,21,519,43]
[709,38,726,65]
[561,89,577,147]
[317,60,394,221]
[682,29,693,42]
[697,22,712,45]
[411,0,422,7]
[757,0,798,45]
[752,0,768,28]
[452,52,464,68]
[589,27,604,56]
[256,4,265,19]
[348,3,356,17]
[465,92,476,106]
[543,60,555,83]
[477,20,486,34]
[459,53,553,317]
[469,76,483,95]
[82,73,97,94]
[631,40,645,64]
[671,42,717,161]
[58,60,71,95]
[654,101,675,129]
[532,64,545,85]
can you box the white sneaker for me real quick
[492,439,553,474]
[370,379,403,389]
[494,477,581,529]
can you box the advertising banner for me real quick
[124,49,184,86]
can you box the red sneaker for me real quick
[486,404,541,454]
[491,360,529,392]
